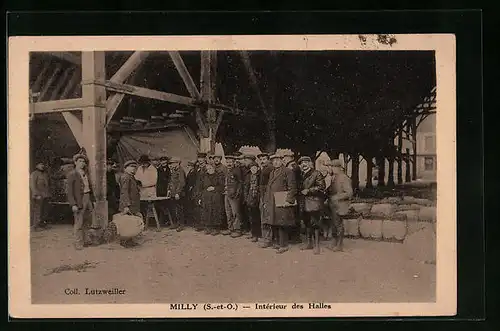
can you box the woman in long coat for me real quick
[200,163,225,235]
[262,154,298,253]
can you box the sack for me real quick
[112,213,144,239]
[304,197,324,212]
[274,191,297,208]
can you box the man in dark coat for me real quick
[324,159,353,251]
[261,154,298,254]
[117,160,142,247]
[283,150,302,244]
[106,159,120,221]
[257,153,273,242]
[166,157,186,231]
[184,160,197,226]
[240,154,255,234]
[155,155,171,225]
[30,161,51,231]
[66,154,96,250]
[222,155,244,237]
[245,161,262,242]
[298,156,326,254]
[193,152,207,231]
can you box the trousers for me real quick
[73,193,94,245]
[247,205,262,238]
[225,196,241,231]
[31,197,49,227]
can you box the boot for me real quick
[276,228,289,254]
[332,233,344,252]
[313,229,320,255]
[301,229,313,250]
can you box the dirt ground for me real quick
[31,225,435,304]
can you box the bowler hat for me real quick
[168,156,181,164]
[73,153,88,163]
[124,160,138,168]
[225,155,235,160]
[298,156,312,164]
[138,154,150,163]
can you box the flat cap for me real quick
[158,155,170,161]
[233,151,243,156]
[281,150,295,157]
[124,160,138,168]
[236,155,245,160]
[73,153,88,163]
[257,153,269,158]
[298,156,312,164]
[168,156,181,163]
[225,155,235,160]
[269,154,283,160]
[213,153,223,159]
[244,154,256,160]
[197,152,207,158]
[187,160,196,166]
[138,154,150,163]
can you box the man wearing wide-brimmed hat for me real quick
[324,159,353,251]
[135,154,158,219]
[298,155,326,255]
[66,153,96,250]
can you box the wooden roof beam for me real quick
[49,68,73,101]
[37,63,63,101]
[168,51,201,99]
[31,98,85,114]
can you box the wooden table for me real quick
[140,196,171,231]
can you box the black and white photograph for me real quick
[8,34,456,318]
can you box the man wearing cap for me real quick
[257,153,273,233]
[66,154,96,250]
[283,150,302,244]
[222,155,244,237]
[166,157,186,231]
[325,159,353,251]
[192,152,207,231]
[155,155,171,225]
[261,153,298,253]
[241,154,256,235]
[135,155,158,219]
[184,160,197,225]
[213,152,227,178]
[117,159,143,247]
[30,161,51,231]
[298,156,326,254]
[106,159,120,221]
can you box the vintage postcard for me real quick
[8,34,456,318]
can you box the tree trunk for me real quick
[411,119,417,181]
[328,150,340,160]
[366,154,373,188]
[405,148,411,182]
[387,156,395,188]
[376,156,386,187]
[351,153,360,193]
[397,129,403,184]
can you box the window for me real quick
[424,157,434,171]
[424,136,435,152]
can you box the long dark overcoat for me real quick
[262,166,298,227]
[201,172,225,227]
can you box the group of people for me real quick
[31,149,353,254]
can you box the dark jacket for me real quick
[245,171,260,207]
[300,169,326,212]
[156,166,171,197]
[193,166,206,201]
[258,164,274,199]
[167,167,186,197]
[119,172,141,214]
[185,168,197,198]
[225,166,243,200]
[66,169,96,208]
[262,166,298,226]
[107,170,120,202]
[30,169,50,198]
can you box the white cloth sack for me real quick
[112,214,145,239]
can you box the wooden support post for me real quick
[397,129,403,184]
[81,51,108,228]
[61,111,83,147]
[351,152,360,193]
[60,69,80,99]
[405,148,411,182]
[411,118,417,180]
[199,50,219,153]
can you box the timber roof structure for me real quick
[29,50,436,156]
